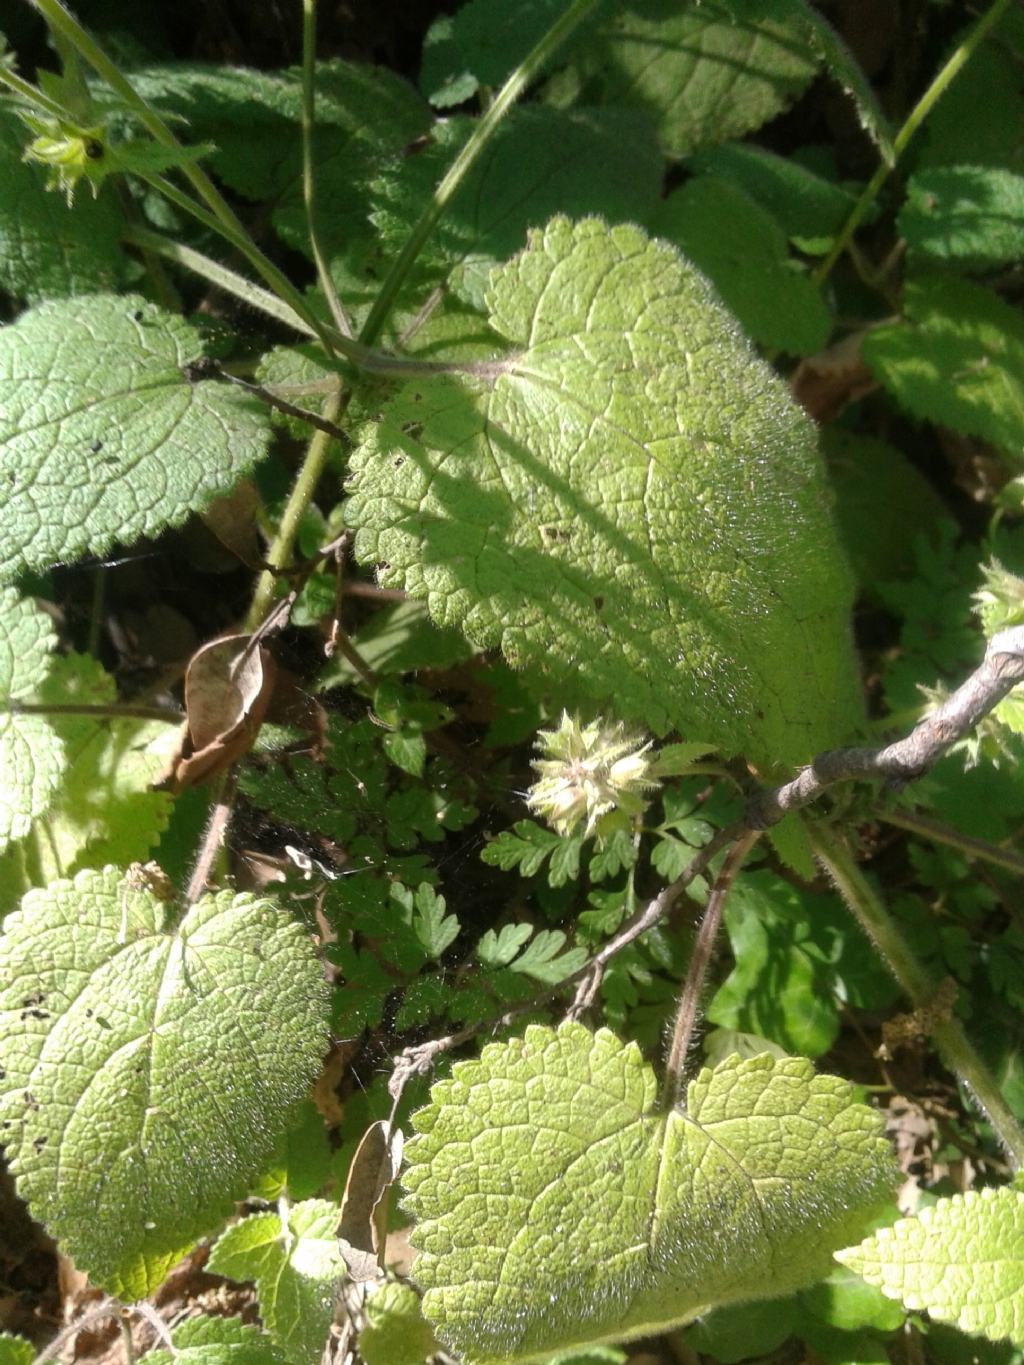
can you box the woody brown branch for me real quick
[748,626,1024,829]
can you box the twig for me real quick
[390,631,1024,1099]
[30,1300,176,1365]
[183,358,348,443]
[663,829,760,1108]
[748,627,1024,828]
[388,822,736,1098]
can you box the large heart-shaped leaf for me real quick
[402,1022,895,1364]
[347,216,860,771]
[0,867,329,1297]
[0,294,270,581]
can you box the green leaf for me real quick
[650,175,831,354]
[360,1280,438,1365]
[0,1335,33,1365]
[917,14,1024,178]
[0,587,64,854]
[141,1314,289,1365]
[411,883,460,959]
[128,60,429,255]
[689,142,859,245]
[369,106,664,312]
[480,821,562,877]
[347,217,860,772]
[0,866,330,1298]
[0,110,126,303]
[419,0,581,100]
[800,1261,905,1334]
[0,293,271,581]
[402,1022,895,1364]
[862,273,1024,461]
[683,1298,797,1364]
[778,0,893,163]
[837,1188,1024,1348]
[507,928,586,983]
[900,167,1024,271]
[824,429,949,592]
[23,652,175,878]
[477,922,533,968]
[208,1199,345,1365]
[563,0,818,160]
[707,870,898,1057]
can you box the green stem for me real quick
[123,224,508,380]
[814,0,1015,283]
[8,701,183,724]
[29,0,347,360]
[124,224,318,337]
[359,0,601,345]
[876,806,1024,879]
[0,63,73,120]
[301,0,350,338]
[246,384,347,628]
[811,822,1024,1169]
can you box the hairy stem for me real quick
[359,0,601,345]
[246,383,348,629]
[812,822,1024,1169]
[876,805,1024,878]
[664,829,760,1108]
[123,224,317,337]
[815,0,1015,282]
[7,701,183,724]
[301,0,350,338]
[30,0,346,360]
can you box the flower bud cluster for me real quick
[526,712,658,841]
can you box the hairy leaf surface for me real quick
[403,1022,895,1364]
[347,217,859,770]
[562,0,818,159]
[838,1188,1024,1347]
[0,294,270,580]
[900,167,1024,271]
[208,1200,345,1365]
[862,274,1024,460]
[0,867,329,1297]
[0,588,64,853]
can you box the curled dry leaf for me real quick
[200,479,266,570]
[169,633,276,789]
[337,1120,405,1283]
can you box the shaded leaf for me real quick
[650,175,831,354]
[862,273,1024,460]
[900,167,1024,271]
[562,0,818,160]
[347,216,860,771]
[0,110,125,302]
